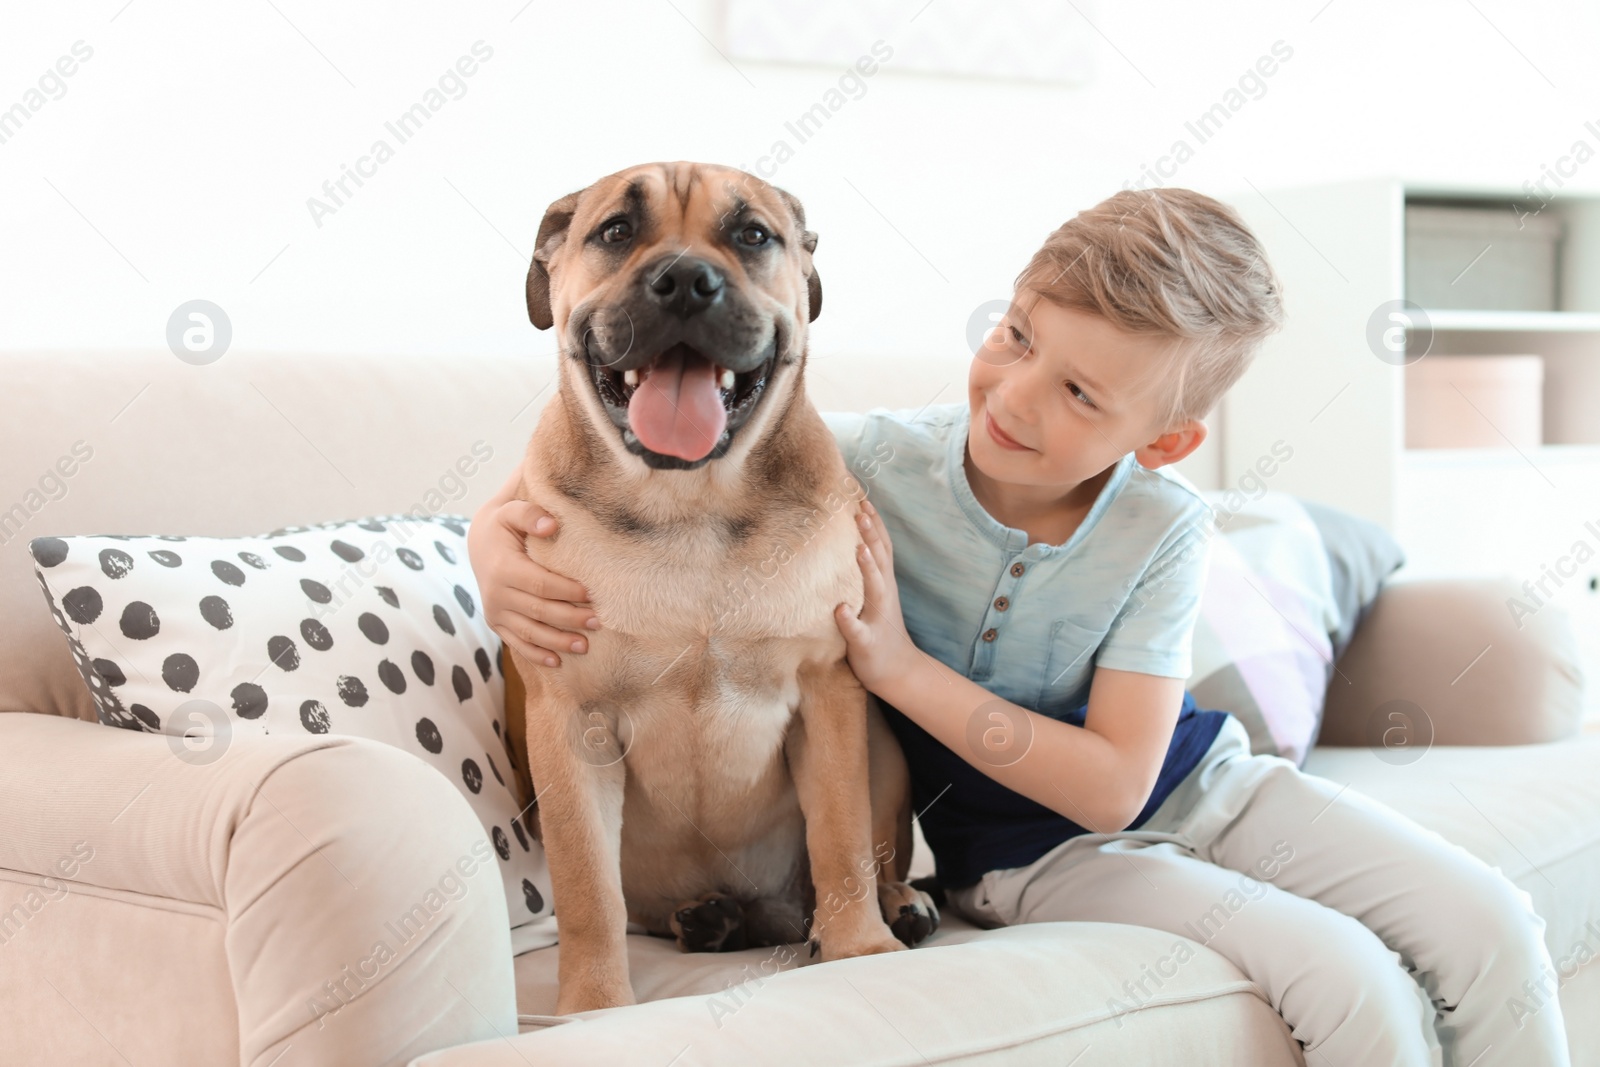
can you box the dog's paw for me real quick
[670,893,748,953]
[879,880,940,947]
[908,873,947,910]
[815,927,907,963]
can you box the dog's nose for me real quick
[645,254,724,318]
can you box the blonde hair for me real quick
[1012,187,1285,429]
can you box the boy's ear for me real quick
[1134,419,1207,470]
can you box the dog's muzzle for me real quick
[577,254,782,471]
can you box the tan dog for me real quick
[501,161,939,1015]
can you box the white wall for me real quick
[3,0,1597,489]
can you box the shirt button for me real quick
[1010,562,1025,577]
[982,628,997,642]
[994,596,1009,611]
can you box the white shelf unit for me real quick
[1425,309,1600,332]
[1221,178,1600,718]
[1221,178,1600,537]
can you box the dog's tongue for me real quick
[627,344,728,462]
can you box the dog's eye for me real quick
[737,224,770,247]
[600,219,632,244]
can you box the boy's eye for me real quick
[1008,325,1030,350]
[1064,381,1097,410]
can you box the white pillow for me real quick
[29,514,554,940]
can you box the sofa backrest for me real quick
[0,348,963,718]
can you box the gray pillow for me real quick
[1295,498,1406,658]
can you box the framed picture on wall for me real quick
[718,0,1097,86]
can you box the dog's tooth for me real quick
[719,368,735,391]
[624,368,638,388]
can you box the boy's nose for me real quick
[995,373,1038,416]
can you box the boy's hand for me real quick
[834,498,921,694]
[467,469,600,668]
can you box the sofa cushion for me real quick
[26,514,555,936]
[1304,736,1600,1025]
[409,917,1303,1066]
[453,738,1600,1067]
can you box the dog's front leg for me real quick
[516,660,634,1014]
[787,657,906,962]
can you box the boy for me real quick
[468,188,1568,1065]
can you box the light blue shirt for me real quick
[821,402,1215,715]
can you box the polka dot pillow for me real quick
[28,514,553,934]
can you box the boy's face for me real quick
[966,291,1188,491]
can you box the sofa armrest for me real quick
[1318,578,1585,748]
[0,712,517,1067]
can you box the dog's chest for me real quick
[537,508,863,644]
[621,637,815,779]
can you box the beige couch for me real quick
[3,349,1597,1066]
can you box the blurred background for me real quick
[6,1,1595,356]
[5,0,1600,597]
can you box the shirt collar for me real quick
[946,402,1136,557]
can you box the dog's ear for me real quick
[526,188,585,331]
[773,185,822,323]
